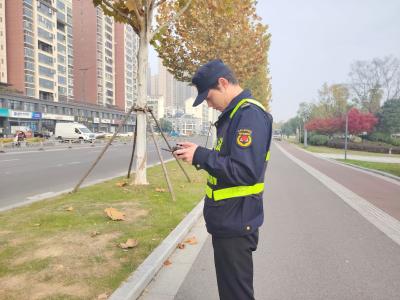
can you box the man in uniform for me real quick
[174,59,272,300]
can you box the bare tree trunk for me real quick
[133,32,149,185]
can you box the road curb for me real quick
[109,199,204,300]
[334,160,400,182]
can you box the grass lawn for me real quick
[337,159,400,177]
[0,161,207,299]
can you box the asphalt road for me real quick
[175,143,400,300]
[0,136,207,210]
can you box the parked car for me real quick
[94,131,107,139]
[33,131,51,139]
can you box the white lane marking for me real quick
[67,161,80,165]
[0,159,20,163]
[275,142,400,247]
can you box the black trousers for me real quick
[212,230,259,300]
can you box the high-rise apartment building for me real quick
[73,0,114,107]
[0,0,7,84]
[55,0,74,102]
[156,58,195,111]
[115,22,138,111]
[73,1,138,110]
[5,0,73,102]
[158,59,174,108]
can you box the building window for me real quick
[38,40,53,54]
[39,65,55,78]
[24,61,35,71]
[58,65,66,74]
[25,74,34,83]
[39,78,55,89]
[24,47,34,58]
[57,43,66,54]
[39,53,54,66]
[37,2,53,18]
[38,27,53,42]
[58,76,66,85]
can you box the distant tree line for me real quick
[281,55,400,146]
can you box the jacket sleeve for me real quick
[193,106,272,186]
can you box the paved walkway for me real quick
[141,141,400,299]
[315,152,400,163]
[280,142,400,221]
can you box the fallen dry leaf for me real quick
[163,259,172,266]
[180,185,185,188]
[65,206,74,211]
[91,231,100,237]
[116,181,127,187]
[177,243,186,249]
[119,238,139,249]
[155,187,167,192]
[97,293,108,300]
[184,236,198,245]
[32,223,41,227]
[104,207,125,221]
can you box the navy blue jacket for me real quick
[193,90,273,237]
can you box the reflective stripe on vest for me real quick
[206,99,268,201]
[229,98,265,119]
[206,183,265,201]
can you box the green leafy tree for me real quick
[154,0,272,108]
[93,0,192,184]
[158,118,173,132]
[377,98,400,134]
[281,117,301,137]
[310,83,349,119]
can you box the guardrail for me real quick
[0,138,131,153]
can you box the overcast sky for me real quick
[150,0,400,122]
[257,0,400,122]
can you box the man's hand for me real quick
[174,142,198,164]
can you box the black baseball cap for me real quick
[191,59,232,107]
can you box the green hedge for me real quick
[309,134,329,146]
[327,138,400,154]
[366,132,400,147]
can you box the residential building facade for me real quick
[5,0,73,102]
[0,0,7,83]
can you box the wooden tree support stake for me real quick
[148,108,191,183]
[147,115,176,202]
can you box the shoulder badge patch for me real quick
[236,129,252,147]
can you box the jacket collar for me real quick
[217,89,252,121]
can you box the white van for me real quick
[55,122,95,142]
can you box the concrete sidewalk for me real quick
[315,152,400,163]
[141,142,400,299]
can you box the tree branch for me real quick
[102,0,144,34]
[102,0,131,23]
[149,0,193,42]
